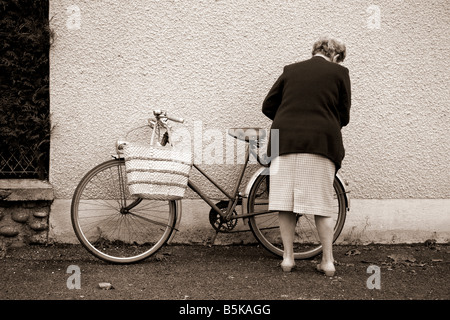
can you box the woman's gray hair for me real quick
[312,37,347,63]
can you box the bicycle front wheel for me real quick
[247,170,347,259]
[71,159,178,264]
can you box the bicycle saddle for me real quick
[227,128,267,142]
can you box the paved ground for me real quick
[0,242,448,316]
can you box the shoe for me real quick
[280,261,296,272]
[316,264,335,277]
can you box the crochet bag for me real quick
[123,122,191,200]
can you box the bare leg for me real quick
[278,211,296,271]
[314,215,335,274]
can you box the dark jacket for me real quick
[262,56,351,171]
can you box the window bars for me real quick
[0,147,47,179]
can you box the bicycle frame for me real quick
[187,141,272,223]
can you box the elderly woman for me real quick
[262,37,351,275]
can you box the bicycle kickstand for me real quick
[208,225,222,247]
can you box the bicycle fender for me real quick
[243,166,270,198]
[167,200,182,244]
[335,172,350,211]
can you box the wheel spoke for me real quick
[128,212,175,229]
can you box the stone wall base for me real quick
[0,180,54,253]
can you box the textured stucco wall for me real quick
[50,0,449,199]
[48,1,449,243]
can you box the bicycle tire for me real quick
[71,159,178,264]
[247,170,347,259]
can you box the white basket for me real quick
[123,143,192,200]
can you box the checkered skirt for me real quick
[268,153,337,216]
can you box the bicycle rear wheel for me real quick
[247,169,347,259]
[71,159,178,264]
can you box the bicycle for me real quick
[71,110,350,264]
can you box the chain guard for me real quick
[209,201,238,233]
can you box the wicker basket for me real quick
[123,142,192,200]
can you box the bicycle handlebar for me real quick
[153,109,184,123]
